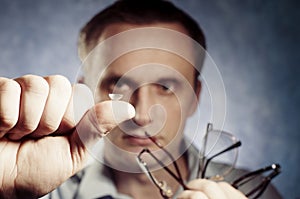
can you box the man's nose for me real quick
[131,86,153,127]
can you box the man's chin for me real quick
[103,149,144,173]
[119,145,146,154]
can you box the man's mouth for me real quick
[123,135,155,146]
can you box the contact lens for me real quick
[108,93,123,101]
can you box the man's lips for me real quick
[123,135,155,146]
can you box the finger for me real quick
[0,78,21,137]
[177,190,208,199]
[218,182,247,199]
[56,83,94,134]
[75,100,136,148]
[186,179,227,199]
[8,75,49,140]
[30,75,72,137]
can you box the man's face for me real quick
[85,22,201,169]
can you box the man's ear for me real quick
[188,80,201,116]
[195,79,201,100]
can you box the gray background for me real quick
[0,0,299,198]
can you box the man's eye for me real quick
[157,83,175,94]
[113,82,131,93]
[162,85,172,91]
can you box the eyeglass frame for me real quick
[137,125,242,198]
[136,124,281,199]
[137,132,189,198]
[197,123,241,180]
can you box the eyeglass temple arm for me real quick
[198,124,211,177]
[137,151,180,199]
[201,141,242,178]
[232,164,281,187]
[138,148,189,190]
[145,132,188,190]
[137,150,163,189]
[248,168,281,198]
[232,164,281,198]
[246,169,280,199]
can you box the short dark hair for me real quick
[78,0,206,60]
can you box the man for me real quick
[0,0,281,198]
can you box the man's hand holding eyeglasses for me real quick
[178,179,247,199]
[0,75,135,199]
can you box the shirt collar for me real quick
[75,141,200,199]
[75,161,131,199]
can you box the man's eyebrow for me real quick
[101,75,136,86]
[156,77,182,85]
[100,75,183,89]
[102,75,120,83]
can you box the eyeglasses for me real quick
[137,123,281,199]
[232,163,281,199]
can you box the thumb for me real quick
[71,83,135,148]
[68,83,135,172]
[75,100,135,148]
[66,100,135,177]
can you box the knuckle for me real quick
[201,180,218,193]
[187,179,202,188]
[189,179,218,193]
[188,192,197,198]
[0,116,18,129]
[18,122,38,133]
[39,121,59,133]
[16,75,49,95]
[191,193,203,199]
[218,181,229,187]
[93,102,113,123]
[60,116,75,129]
[45,75,71,92]
[0,78,21,93]
[98,123,115,134]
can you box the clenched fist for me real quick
[0,75,135,199]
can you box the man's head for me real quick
[78,0,206,171]
[78,0,206,65]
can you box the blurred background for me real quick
[0,0,299,198]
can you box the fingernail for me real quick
[73,83,94,124]
[111,101,135,123]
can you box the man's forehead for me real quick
[108,49,194,71]
[82,25,204,90]
[93,22,197,66]
[98,22,190,43]
[102,62,190,85]
[94,48,195,84]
